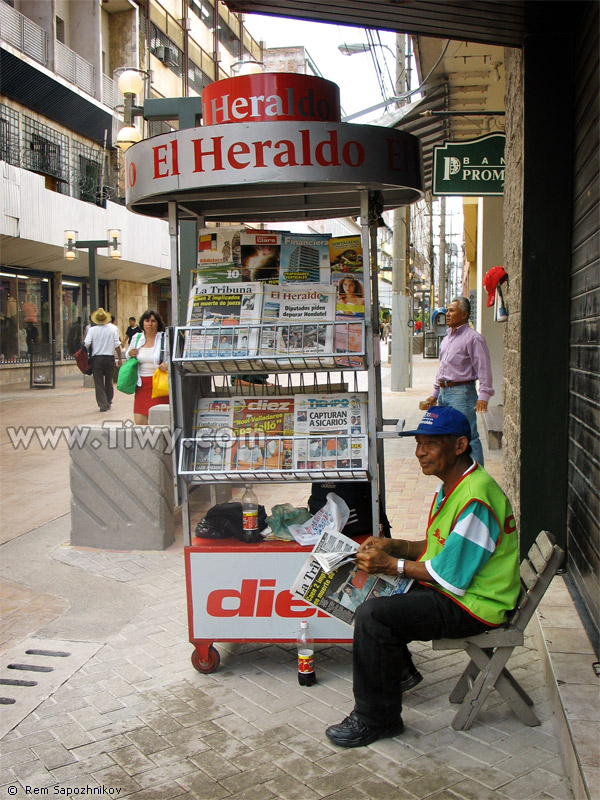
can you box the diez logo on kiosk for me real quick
[206,578,328,619]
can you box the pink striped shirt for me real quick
[433,323,494,402]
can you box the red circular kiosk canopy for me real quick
[125,73,423,222]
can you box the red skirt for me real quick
[133,375,170,416]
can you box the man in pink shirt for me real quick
[421,297,493,465]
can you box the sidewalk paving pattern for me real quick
[0,354,587,799]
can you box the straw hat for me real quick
[90,307,111,325]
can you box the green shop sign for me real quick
[433,133,505,196]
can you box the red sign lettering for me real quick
[206,579,323,618]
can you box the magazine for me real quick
[329,235,363,274]
[260,284,336,356]
[183,282,262,358]
[240,231,281,284]
[290,528,414,627]
[333,318,365,368]
[279,233,331,284]
[293,392,368,470]
[197,226,243,267]
[230,396,295,471]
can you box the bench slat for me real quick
[520,559,538,589]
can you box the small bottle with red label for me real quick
[241,484,259,535]
[297,620,316,686]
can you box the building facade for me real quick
[0,0,261,381]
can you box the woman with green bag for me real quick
[124,309,169,424]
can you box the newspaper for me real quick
[188,397,234,472]
[290,528,414,627]
[292,393,368,471]
[230,396,295,471]
[183,282,262,358]
[260,284,336,356]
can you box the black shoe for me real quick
[326,711,404,748]
[400,666,423,693]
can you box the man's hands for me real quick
[355,537,398,576]
[475,399,488,413]
[420,396,437,411]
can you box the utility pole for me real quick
[391,32,410,391]
[439,195,447,309]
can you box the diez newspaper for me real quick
[230,396,295,471]
[290,529,413,627]
[184,282,262,359]
[293,393,368,471]
[260,283,336,356]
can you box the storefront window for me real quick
[62,280,86,356]
[0,272,51,362]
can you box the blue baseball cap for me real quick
[398,406,472,441]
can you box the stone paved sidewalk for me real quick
[0,354,584,799]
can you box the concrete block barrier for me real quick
[70,425,175,550]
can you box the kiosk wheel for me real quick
[191,644,220,674]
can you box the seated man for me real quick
[326,406,520,748]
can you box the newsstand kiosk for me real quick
[124,71,423,673]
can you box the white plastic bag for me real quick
[289,492,350,546]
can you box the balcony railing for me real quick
[55,39,95,97]
[0,1,47,66]
[102,73,119,109]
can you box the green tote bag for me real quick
[117,334,141,395]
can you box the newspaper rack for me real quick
[172,319,365,374]
[123,94,423,674]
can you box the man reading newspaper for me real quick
[325,406,520,748]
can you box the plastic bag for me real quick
[151,367,169,398]
[194,501,267,544]
[117,357,138,394]
[265,503,312,541]
[294,492,350,545]
[309,481,391,537]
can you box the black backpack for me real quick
[308,482,391,538]
[194,501,267,544]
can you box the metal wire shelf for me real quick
[179,432,369,483]
[171,319,365,374]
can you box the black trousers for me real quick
[353,583,490,726]
[92,355,115,411]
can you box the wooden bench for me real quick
[482,405,504,449]
[432,530,564,731]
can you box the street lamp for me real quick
[63,230,122,315]
[115,69,147,152]
[338,42,396,59]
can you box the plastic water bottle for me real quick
[241,484,259,535]
[297,620,316,686]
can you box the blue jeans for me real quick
[438,383,484,465]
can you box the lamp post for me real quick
[64,230,121,316]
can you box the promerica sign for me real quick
[433,133,505,196]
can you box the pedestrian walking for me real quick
[421,296,493,465]
[125,316,141,344]
[125,309,169,424]
[84,308,122,412]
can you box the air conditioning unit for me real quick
[156,46,177,66]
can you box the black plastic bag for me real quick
[194,501,267,544]
[308,482,391,538]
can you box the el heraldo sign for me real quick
[124,72,423,214]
